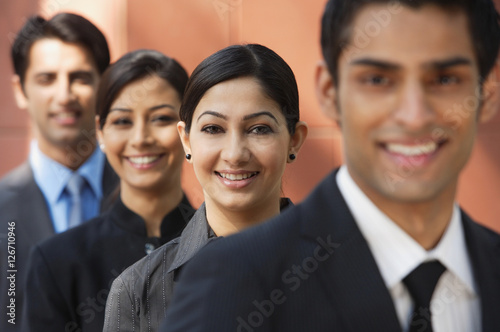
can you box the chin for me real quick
[383,185,443,204]
[216,197,256,212]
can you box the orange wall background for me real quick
[1,0,499,233]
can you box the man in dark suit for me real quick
[162,0,500,331]
[0,13,117,331]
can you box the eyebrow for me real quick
[350,57,472,71]
[425,57,472,70]
[243,111,278,124]
[350,58,400,71]
[70,70,95,76]
[34,69,95,77]
[109,104,176,113]
[197,111,226,122]
[197,110,279,124]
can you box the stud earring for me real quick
[289,154,296,161]
[186,154,191,160]
[99,143,105,151]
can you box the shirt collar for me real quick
[167,198,291,274]
[29,140,105,203]
[78,146,105,200]
[336,165,477,295]
[111,195,194,243]
[168,203,216,273]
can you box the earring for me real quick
[289,154,296,161]
[99,143,105,151]
[185,154,191,160]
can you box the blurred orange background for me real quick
[1,0,499,233]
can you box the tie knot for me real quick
[403,260,446,311]
[66,173,84,197]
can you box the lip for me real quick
[125,154,165,170]
[378,139,447,169]
[50,110,81,126]
[215,170,259,189]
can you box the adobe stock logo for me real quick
[236,235,340,332]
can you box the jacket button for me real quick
[145,243,155,255]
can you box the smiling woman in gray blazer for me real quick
[103,43,308,332]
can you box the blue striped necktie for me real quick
[66,173,84,229]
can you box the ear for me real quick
[287,121,308,163]
[12,75,28,110]
[315,61,340,124]
[479,58,500,124]
[95,115,105,152]
[177,121,192,163]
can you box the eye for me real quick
[152,115,176,124]
[249,125,273,135]
[434,75,460,86]
[111,117,132,126]
[71,72,94,85]
[35,73,55,85]
[201,125,224,135]
[363,74,391,86]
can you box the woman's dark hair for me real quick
[11,12,110,88]
[181,44,299,135]
[96,49,189,128]
[321,0,500,84]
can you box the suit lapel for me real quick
[14,163,54,243]
[462,212,500,332]
[299,170,401,331]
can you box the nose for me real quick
[130,120,154,147]
[55,77,76,105]
[392,80,434,131]
[220,132,251,166]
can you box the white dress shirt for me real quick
[336,166,481,332]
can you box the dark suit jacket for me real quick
[0,160,118,332]
[162,170,500,332]
[23,195,194,332]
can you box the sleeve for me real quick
[103,274,138,332]
[22,245,74,332]
[160,242,271,332]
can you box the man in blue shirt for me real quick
[0,13,118,331]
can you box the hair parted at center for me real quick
[180,43,300,135]
[96,49,188,128]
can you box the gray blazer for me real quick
[0,161,118,332]
[104,199,293,332]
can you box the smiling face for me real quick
[13,38,100,154]
[97,75,185,195]
[318,4,490,209]
[179,76,294,214]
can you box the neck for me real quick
[120,182,184,238]
[346,164,459,250]
[37,137,97,171]
[205,198,281,237]
[369,191,456,250]
[387,203,453,250]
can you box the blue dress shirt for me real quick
[29,141,105,233]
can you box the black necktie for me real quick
[403,260,446,332]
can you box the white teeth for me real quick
[57,113,77,119]
[386,142,438,156]
[219,172,257,181]
[128,156,160,165]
